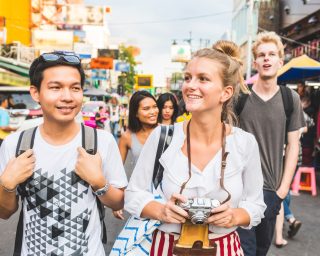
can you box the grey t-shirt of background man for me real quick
[239,87,305,191]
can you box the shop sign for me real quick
[90,57,113,69]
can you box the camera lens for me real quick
[191,211,206,225]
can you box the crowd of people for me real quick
[0,30,318,256]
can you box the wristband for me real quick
[0,177,17,193]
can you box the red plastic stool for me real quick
[291,167,317,196]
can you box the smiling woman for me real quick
[123,41,266,256]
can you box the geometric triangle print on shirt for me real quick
[22,168,91,255]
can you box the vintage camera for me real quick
[179,198,221,225]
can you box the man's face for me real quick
[254,42,283,80]
[30,66,83,124]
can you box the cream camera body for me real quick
[179,198,221,225]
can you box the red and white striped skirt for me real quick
[150,229,244,256]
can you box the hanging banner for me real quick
[32,30,73,50]
[115,62,130,72]
[171,44,191,62]
[134,75,153,89]
[90,57,113,69]
[66,5,104,25]
[98,49,119,59]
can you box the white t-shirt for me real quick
[125,122,266,235]
[0,127,128,256]
[108,104,120,122]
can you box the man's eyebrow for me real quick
[47,81,81,86]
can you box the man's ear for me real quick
[29,85,40,103]
[221,85,234,103]
[278,58,284,69]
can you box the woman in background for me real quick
[157,93,179,125]
[114,90,159,219]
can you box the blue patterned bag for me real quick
[110,195,163,256]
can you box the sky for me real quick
[86,0,233,86]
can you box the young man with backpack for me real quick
[236,32,305,256]
[0,51,128,255]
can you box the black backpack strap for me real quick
[152,125,174,189]
[279,86,294,144]
[14,127,37,256]
[81,124,107,244]
[235,92,249,116]
[81,123,97,155]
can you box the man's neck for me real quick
[40,120,80,146]
[253,76,279,101]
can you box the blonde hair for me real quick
[252,31,284,59]
[191,40,248,125]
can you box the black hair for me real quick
[128,90,157,133]
[157,93,179,124]
[29,52,85,91]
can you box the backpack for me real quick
[235,85,294,143]
[13,123,106,256]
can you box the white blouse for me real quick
[124,122,266,235]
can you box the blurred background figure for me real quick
[301,95,316,166]
[176,98,192,122]
[0,95,16,145]
[108,94,121,141]
[95,106,105,129]
[156,92,179,125]
[113,91,158,220]
[118,91,159,177]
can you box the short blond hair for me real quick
[252,31,284,60]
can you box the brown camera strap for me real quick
[179,120,231,204]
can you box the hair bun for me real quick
[212,40,242,65]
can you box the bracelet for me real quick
[0,177,17,193]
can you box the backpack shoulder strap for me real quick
[152,125,174,189]
[279,86,294,144]
[81,123,97,155]
[235,86,252,116]
[14,126,37,256]
[15,127,38,157]
[81,123,106,244]
[279,85,294,120]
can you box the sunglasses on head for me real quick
[40,52,81,64]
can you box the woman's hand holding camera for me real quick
[207,202,237,228]
[159,193,189,224]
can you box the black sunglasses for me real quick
[40,52,80,64]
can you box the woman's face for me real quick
[136,97,159,125]
[182,57,232,114]
[161,100,174,122]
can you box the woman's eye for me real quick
[199,76,209,82]
[184,76,191,82]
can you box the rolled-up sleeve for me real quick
[238,135,266,228]
[124,127,161,218]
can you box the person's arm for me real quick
[0,126,17,132]
[141,193,188,224]
[118,131,130,163]
[0,149,35,219]
[0,185,19,219]
[277,130,300,199]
